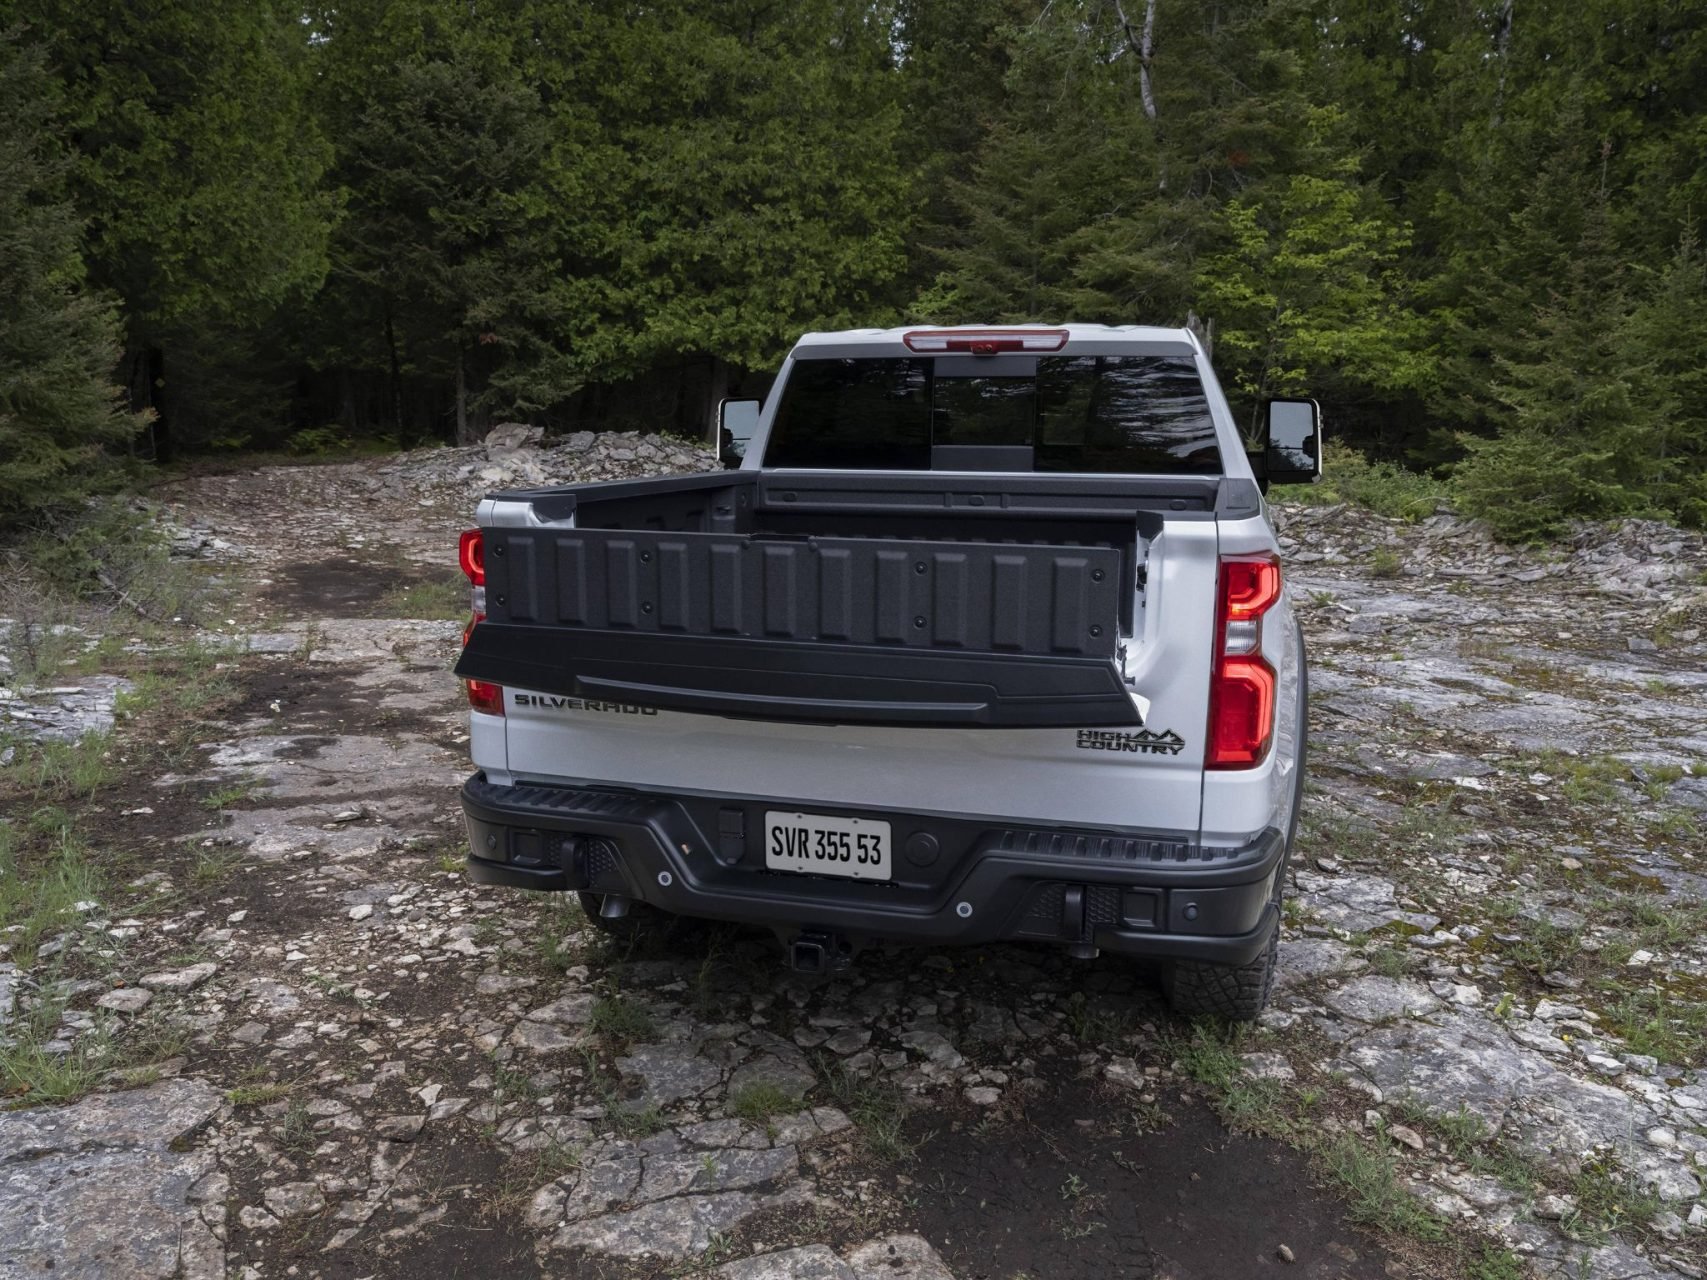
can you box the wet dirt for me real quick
[260,556,461,620]
[906,1076,1398,1280]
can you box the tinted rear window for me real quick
[765,355,1222,473]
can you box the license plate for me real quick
[764,811,892,881]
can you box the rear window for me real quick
[765,355,1222,473]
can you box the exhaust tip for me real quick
[598,894,633,920]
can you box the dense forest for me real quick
[1,0,1705,539]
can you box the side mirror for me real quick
[716,398,762,467]
[1262,398,1322,485]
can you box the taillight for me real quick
[461,600,503,717]
[902,328,1069,354]
[1207,554,1281,768]
[458,529,485,585]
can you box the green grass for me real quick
[380,577,467,620]
[189,848,242,890]
[200,777,259,812]
[729,1080,801,1124]
[588,994,656,1046]
[1369,547,1404,578]
[1062,991,1129,1047]
[816,1056,921,1163]
[0,732,116,801]
[1,1030,110,1106]
[1564,1160,1662,1244]
[1321,1132,1450,1242]
[604,1100,666,1139]
[1598,987,1707,1066]
[227,1080,297,1107]
[1168,1023,1244,1090]
[0,822,102,969]
[1366,943,1415,979]
[1533,749,1630,807]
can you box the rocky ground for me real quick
[2,430,1705,1280]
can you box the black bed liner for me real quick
[456,469,1231,728]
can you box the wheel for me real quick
[1162,927,1279,1021]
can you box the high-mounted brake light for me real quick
[458,529,485,586]
[1207,554,1281,769]
[902,328,1069,355]
[461,613,504,716]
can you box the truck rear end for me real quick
[453,325,1308,1018]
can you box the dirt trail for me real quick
[3,441,1705,1280]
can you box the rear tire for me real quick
[1162,927,1278,1021]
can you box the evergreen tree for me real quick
[1455,188,1671,540]
[1193,111,1433,436]
[326,38,576,442]
[577,0,912,395]
[0,29,138,529]
[8,0,333,455]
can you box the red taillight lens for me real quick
[1208,656,1276,768]
[462,613,504,716]
[459,529,485,586]
[1207,554,1281,769]
[1221,556,1281,621]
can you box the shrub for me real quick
[1271,441,1449,522]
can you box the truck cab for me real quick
[454,324,1319,1019]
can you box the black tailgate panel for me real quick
[462,528,1138,727]
[490,529,1122,656]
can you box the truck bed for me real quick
[456,469,1232,728]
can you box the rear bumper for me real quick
[459,774,1284,965]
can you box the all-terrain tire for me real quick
[1161,927,1279,1021]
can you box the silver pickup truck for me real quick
[454,324,1320,1019]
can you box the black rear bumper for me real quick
[459,774,1284,965]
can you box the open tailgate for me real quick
[455,527,1138,728]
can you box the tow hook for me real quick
[787,931,851,975]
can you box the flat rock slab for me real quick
[1294,870,1440,934]
[617,1044,721,1107]
[718,1244,855,1280]
[715,1236,958,1280]
[0,1079,225,1279]
[846,1234,958,1280]
[551,1185,808,1261]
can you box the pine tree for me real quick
[10,0,333,455]
[327,39,576,443]
[0,30,139,529]
[1455,188,1671,540]
[1193,110,1433,436]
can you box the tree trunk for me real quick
[1492,0,1514,126]
[1114,0,1159,122]
[145,344,171,463]
[455,344,472,445]
[384,307,405,442]
[702,355,727,449]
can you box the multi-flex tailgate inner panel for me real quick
[486,528,1123,657]
[459,528,1139,727]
